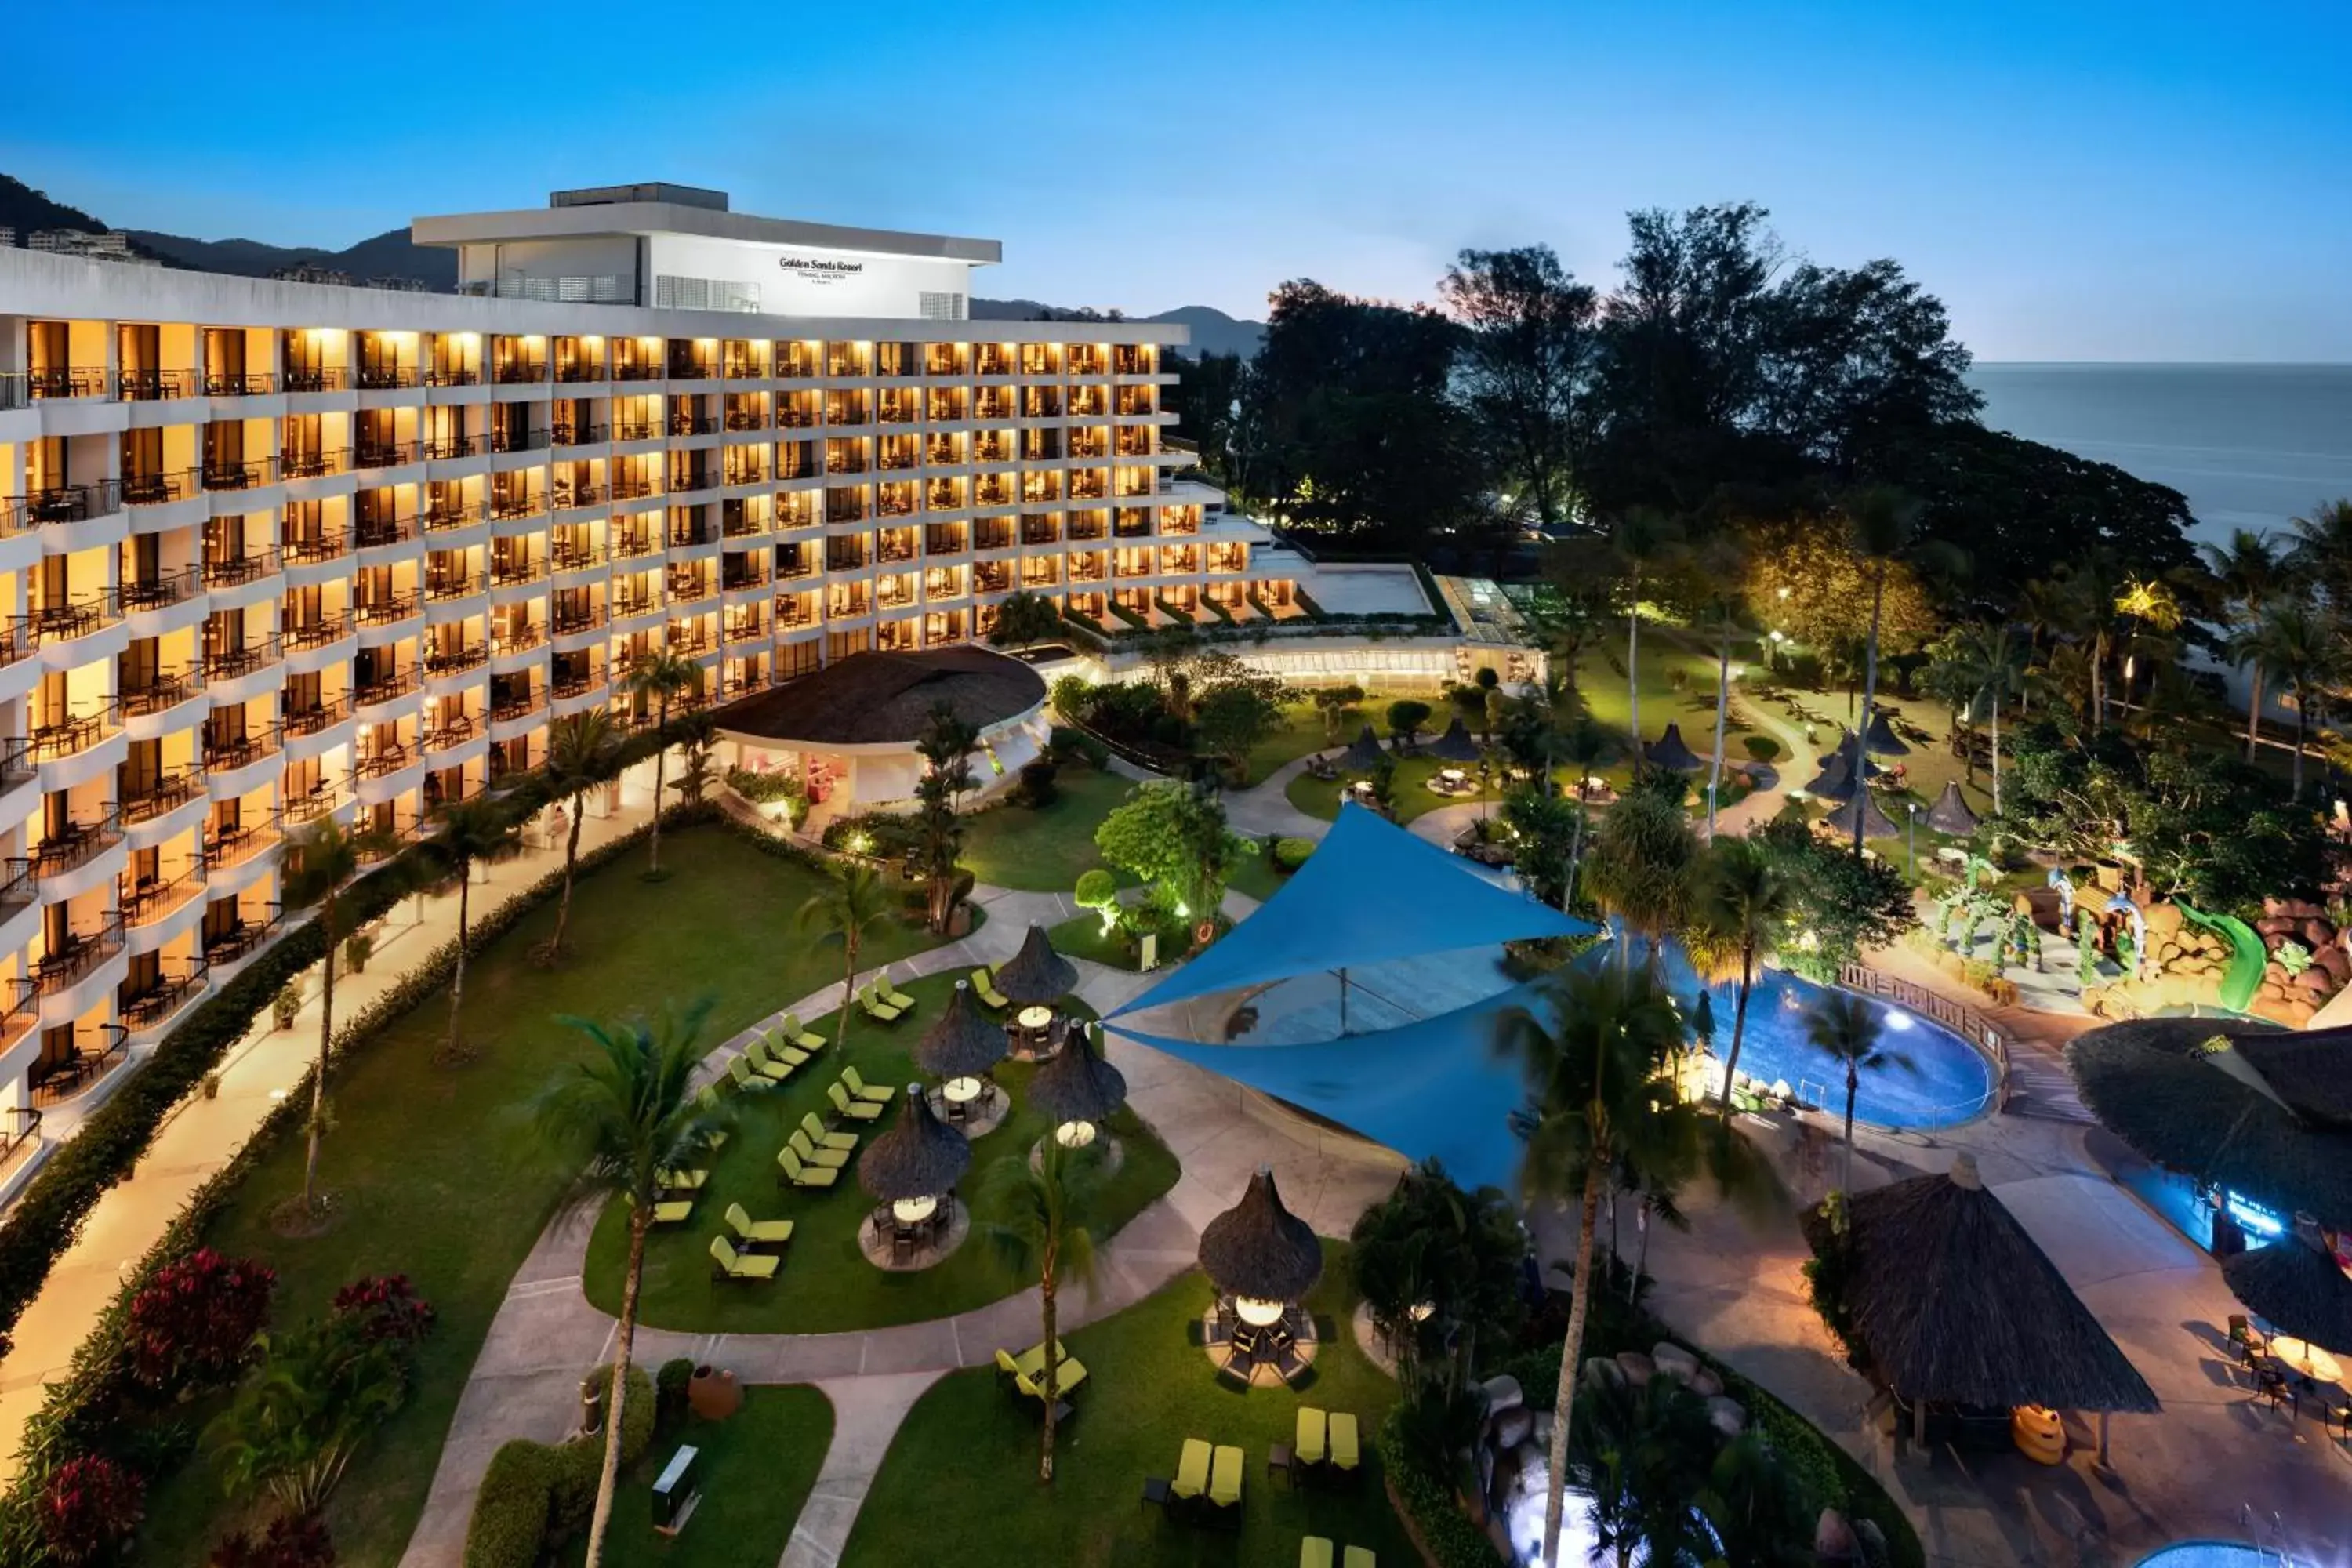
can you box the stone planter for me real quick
[686,1364,741,1421]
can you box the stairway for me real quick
[2002,1039,2099,1124]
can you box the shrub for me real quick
[1016,758,1059,808]
[1385,699,1432,742]
[547,1364,655,1538]
[1049,674,1094,722]
[272,985,303,1031]
[1374,1411,1504,1567]
[342,930,372,974]
[209,1512,335,1568]
[37,1454,144,1566]
[1073,870,1118,912]
[463,1441,555,1568]
[125,1247,276,1392]
[1272,837,1316,873]
[1743,735,1782,764]
[723,765,804,807]
[655,1357,696,1428]
[330,1273,435,1345]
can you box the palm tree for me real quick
[1610,510,1680,753]
[2055,550,2126,726]
[1803,992,1913,1192]
[542,709,623,960]
[1579,774,1697,972]
[419,797,524,1062]
[2286,499,2352,609]
[978,1140,1101,1483]
[280,816,401,1214]
[1841,485,1922,854]
[2252,597,2335,799]
[2202,528,2284,760]
[1695,549,1746,838]
[1688,837,1792,1124]
[795,863,895,1047]
[623,648,699,878]
[1496,964,1777,1568]
[1956,622,2027,815]
[535,1000,728,1568]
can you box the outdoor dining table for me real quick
[2269,1336,2344,1386]
[1016,1004,1053,1033]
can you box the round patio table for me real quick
[2270,1337,2343,1385]
[1016,1005,1053,1033]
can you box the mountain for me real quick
[122,227,455,287]
[0,173,111,238]
[971,298,1264,358]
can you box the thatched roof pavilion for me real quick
[1924,779,1980,836]
[1644,723,1703,772]
[1198,1168,1323,1304]
[1861,708,1912,757]
[2223,1229,2352,1353]
[1427,717,1483,764]
[915,982,1007,1081]
[2067,1018,2352,1229]
[994,922,1079,1007]
[1808,1155,2158,1416]
[1341,724,1388,772]
[857,1087,972,1202]
[1804,749,1859,802]
[1031,1021,1129,1128]
[1823,786,1900,840]
[718,645,1044,747]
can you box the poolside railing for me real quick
[1837,963,2012,1115]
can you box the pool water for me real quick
[2135,1544,2281,1566]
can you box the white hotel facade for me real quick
[0,183,1294,1136]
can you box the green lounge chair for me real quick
[1329,1411,1359,1473]
[1013,1340,1088,1396]
[828,1080,885,1123]
[727,1055,771,1094]
[781,1013,827,1052]
[1295,1406,1328,1468]
[857,982,905,1023]
[708,1234,780,1282]
[652,1199,693,1226]
[658,1167,708,1193]
[878,971,916,1011]
[789,1127,851,1170]
[1209,1445,1243,1508]
[1300,1540,1335,1568]
[776,1145,840,1190]
[842,1066,896,1105]
[746,1037,794,1083]
[724,1201,794,1250]
[971,967,1011,1011]
[800,1112,858,1152]
[1342,1548,1375,1568]
[1171,1438,1212,1501]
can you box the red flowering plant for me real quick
[37,1454,146,1565]
[125,1248,277,1392]
[328,1274,434,1347]
[209,1512,335,1568]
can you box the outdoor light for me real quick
[847,830,872,855]
[1233,1296,1287,1328]
[1054,1119,1098,1149]
[1777,586,1791,601]
[892,1195,939,1225]
[1407,1301,1437,1323]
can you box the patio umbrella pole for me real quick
[1338,966,1349,1036]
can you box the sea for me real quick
[1967,363,2352,547]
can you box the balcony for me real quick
[121,960,210,1027]
[203,640,281,681]
[35,917,126,996]
[282,695,352,738]
[424,434,485,460]
[423,715,477,752]
[610,593,660,621]
[204,551,278,588]
[426,572,483,602]
[118,370,194,401]
[671,415,719,437]
[489,493,544,522]
[550,543,604,573]
[31,706,114,761]
[665,576,716,607]
[203,727,281,771]
[551,605,605,635]
[355,745,412,780]
[611,478,659,503]
[357,367,419,390]
[283,369,348,394]
[203,909,281,967]
[122,870,205,930]
[281,532,351,567]
[120,571,201,615]
[492,362,546,387]
[119,670,202,718]
[354,518,418,550]
[425,368,481,388]
[553,423,608,447]
[29,367,110,400]
[201,458,278,493]
[492,625,546,657]
[722,619,766,645]
[200,372,273,397]
[612,361,662,383]
[724,411,767,432]
[122,768,205,825]
[491,691,544,724]
[31,1025,129,1108]
[205,821,278,873]
[552,673,601,701]
[423,644,488,677]
[32,810,122,878]
[122,470,198,506]
[279,448,349,481]
[422,502,485,533]
[31,597,117,644]
[489,558,545,588]
[282,615,350,653]
[612,419,660,441]
[355,441,418,470]
[611,535,659,561]
[355,669,421,707]
[553,483,607,510]
[354,596,420,630]
[490,427,551,455]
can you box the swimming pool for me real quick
[2135,1544,2281,1566]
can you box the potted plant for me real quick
[343,929,373,975]
[273,983,303,1032]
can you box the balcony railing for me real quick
[724,411,767,432]
[357,366,419,390]
[281,531,350,566]
[553,483,606,510]
[118,369,194,401]
[29,367,110,400]
[490,426,550,453]
[612,419,659,441]
[492,625,546,656]
[282,615,350,652]
[203,639,281,680]
[283,368,347,393]
[278,448,348,480]
[426,573,483,601]
[203,727,281,771]
[550,543,604,573]
[35,917,127,996]
[203,909,281,967]
[0,1104,40,1168]
[121,960,210,1025]
[551,606,605,634]
[671,415,720,437]
[354,518,418,549]
[612,361,662,383]
[282,694,352,737]
[122,869,205,929]
[492,362,546,386]
[490,691,543,723]
[31,1025,129,1105]
[355,669,420,706]
[119,670,201,717]
[120,568,201,613]
[489,493,543,521]
[202,372,275,397]
[489,558,544,587]
[201,458,276,492]
[122,469,198,506]
[122,768,205,824]
[552,673,601,700]
[356,746,412,780]
[205,822,278,873]
[423,715,477,751]
[424,434,485,460]
[422,502,485,532]
[32,809,122,877]
[355,441,417,470]
[204,551,278,587]
[31,706,114,760]
[353,595,420,629]
[423,644,488,676]
[611,593,659,619]
[425,368,481,387]
[553,423,608,447]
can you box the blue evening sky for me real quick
[4,0,2346,361]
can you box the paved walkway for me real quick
[1224,755,1331,840]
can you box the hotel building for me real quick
[0,183,1291,1140]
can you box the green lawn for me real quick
[1241,706,1359,787]
[132,827,946,1568]
[583,973,1180,1334]
[1225,851,1289,904]
[561,1386,833,1568]
[1574,624,1780,786]
[838,1244,1415,1568]
[962,767,1140,894]
[1283,752,1508,824]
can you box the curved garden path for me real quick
[398,876,1406,1568]
[1224,754,1333,840]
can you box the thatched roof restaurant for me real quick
[1427,717,1483,764]
[994,922,1080,1007]
[915,982,1008,1081]
[2223,1229,2352,1354]
[2067,1018,2352,1229]
[857,1088,972,1202]
[1199,1167,1323,1305]
[1809,1156,2157,1425]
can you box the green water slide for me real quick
[2176,902,2267,1013]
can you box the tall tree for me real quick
[2252,597,2336,799]
[2286,499,2352,612]
[535,1000,727,1568]
[280,817,401,1215]
[1687,837,1792,1123]
[1952,622,2026,813]
[1803,992,1911,1191]
[1580,771,1699,969]
[1691,538,1748,837]
[1610,510,1682,750]
[986,590,1064,650]
[623,648,699,877]
[418,797,523,1063]
[796,864,896,1047]
[1842,485,1925,853]
[542,708,623,960]
[978,1139,1101,1483]
[911,702,977,932]
[1497,964,1777,1568]
[1439,245,1600,527]
[2201,528,2285,760]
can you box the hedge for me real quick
[1376,1411,1505,1567]
[463,1363,654,1568]
[1272,837,1316,872]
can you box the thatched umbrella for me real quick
[1341,724,1387,772]
[1644,722,1704,772]
[858,1086,971,1204]
[2069,1018,2352,1229]
[1861,708,1912,757]
[915,982,1007,1098]
[1924,779,1980,836]
[994,921,1079,1007]
[1031,1021,1128,1148]
[1426,717,1483,764]
[1823,786,1900,840]
[1199,1167,1323,1322]
[2223,1229,2352,1353]
[1803,748,1859,802]
[1806,1155,2157,1457]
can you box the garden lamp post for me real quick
[1907,800,1919,873]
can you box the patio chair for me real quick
[657,1167,708,1193]
[1207,1445,1244,1524]
[800,1111,859,1152]
[724,1201,794,1250]
[857,982,905,1023]
[1171,1438,1213,1503]
[746,1037,795,1083]
[842,1066,897,1105]
[2256,1365,2299,1418]
[727,1055,772,1094]
[971,967,1011,1011]
[1295,1406,1327,1469]
[879,971,917,1011]
[828,1080,886,1123]
[1301,1539,1336,1568]
[652,1199,694,1226]
[788,1127,852,1170]
[776,1145,840,1191]
[1014,1340,1088,1396]
[780,1013,827,1052]
[1328,1413,1360,1477]
[708,1234,780,1282]
[1342,1549,1375,1568]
